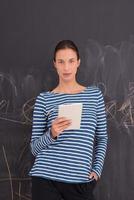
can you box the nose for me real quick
[64,62,70,71]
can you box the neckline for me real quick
[48,86,89,95]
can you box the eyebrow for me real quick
[57,58,76,61]
[57,59,63,61]
[69,58,75,60]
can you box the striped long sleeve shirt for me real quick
[29,86,108,183]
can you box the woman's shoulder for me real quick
[35,90,49,100]
[87,85,101,92]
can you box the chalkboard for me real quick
[1,1,134,200]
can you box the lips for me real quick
[63,73,72,76]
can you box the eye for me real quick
[58,60,64,64]
[69,60,74,63]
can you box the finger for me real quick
[53,117,70,124]
[89,174,94,179]
[58,123,72,132]
[57,117,69,121]
[58,127,64,133]
[58,118,71,124]
[94,177,98,181]
[89,172,95,179]
[89,173,98,181]
[58,120,72,128]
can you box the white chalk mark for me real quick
[2,145,14,200]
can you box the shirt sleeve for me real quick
[30,93,55,156]
[92,88,108,178]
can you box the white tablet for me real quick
[58,103,83,129]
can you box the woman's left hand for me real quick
[89,171,99,181]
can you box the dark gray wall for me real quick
[0,1,134,200]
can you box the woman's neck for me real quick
[55,81,85,93]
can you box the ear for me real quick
[77,59,81,68]
[53,60,57,68]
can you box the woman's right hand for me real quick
[50,117,72,139]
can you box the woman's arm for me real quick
[92,88,108,178]
[30,93,55,157]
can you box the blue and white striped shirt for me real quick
[29,86,108,183]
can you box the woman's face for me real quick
[54,48,80,82]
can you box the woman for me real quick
[29,40,108,200]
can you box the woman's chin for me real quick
[60,75,73,81]
[62,77,74,82]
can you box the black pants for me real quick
[32,176,97,200]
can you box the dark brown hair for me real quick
[53,40,80,61]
